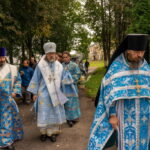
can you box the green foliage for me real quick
[0,0,149,63]
[0,2,20,45]
[50,1,90,54]
[85,0,133,65]
[0,0,90,61]
[128,0,150,34]
[73,27,91,58]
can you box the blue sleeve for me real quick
[12,72,22,95]
[71,64,81,83]
[27,66,42,95]
[109,102,116,116]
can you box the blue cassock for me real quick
[27,63,66,127]
[88,54,150,150]
[62,61,81,120]
[0,67,23,148]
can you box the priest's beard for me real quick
[125,53,143,69]
[48,59,55,63]
[0,60,6,67]
[45,57,55,63]
[47,58,55,63]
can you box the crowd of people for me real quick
[0,42,84,150]
[0,33,150,150]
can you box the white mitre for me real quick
[43,42,56,53]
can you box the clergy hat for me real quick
[107,34,149,69]
[43,42,56,54]
[126,34,148,51]
[0,47,6,56]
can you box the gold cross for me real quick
[48,75,52,82]
[135,79,141,93]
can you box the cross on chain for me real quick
[135,79,141,93]
[48,75,53,83]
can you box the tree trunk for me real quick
[107,2,112,62]
[40,37,44,55]
[9,47,13,64]
[22,42,26,62]
[101,0,108,67]
[26,35,33,58]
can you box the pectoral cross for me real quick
[135,79,141,93]
[48,75,52,83]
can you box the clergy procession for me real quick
[1,0,150,149]
[0,34,150,150]
[0,42,82,150]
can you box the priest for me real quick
[0,48,23,150]
[88,34,150,150]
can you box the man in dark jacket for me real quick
[20,59,33,104]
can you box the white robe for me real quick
[28,58,66,127]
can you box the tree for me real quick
[128,0,150,62]
[0,0,22,63]
[128,0,150,34]
[10,0,51,58]
[85,0,133,66]
[85,0,113,66]
[50,1,86,53]
[111,0,133,46]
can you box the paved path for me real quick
[14,89,116,150]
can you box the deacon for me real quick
[88,34,150,150]
[0,48,23,150]
[28,42,67,142]
[62,51,81,127]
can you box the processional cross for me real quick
[135,79,141,93]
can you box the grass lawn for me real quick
[89,61,104,68]
[85,62,106,98]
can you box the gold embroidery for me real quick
[5,123,9,127]
[2,138,7,142]
[38,92,42,96]
[31,83,36,88]
[39,101,44,105]
[3,113,8,117]
[1,83,5,87]
[9,98,13,102]
[7,117,11,121]
[135,79,141,93]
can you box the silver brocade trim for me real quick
[103,70,150,87]
[90,112,106,136]
[136,99,140,150]
[117,100,125,150]
[97,130,114,150]
[104,88,150,107]
[148,102,150,149]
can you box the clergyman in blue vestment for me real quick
[28,42,68,142]
[88,34,150,150]
[0,48,23,150]
[62,51,81,127]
